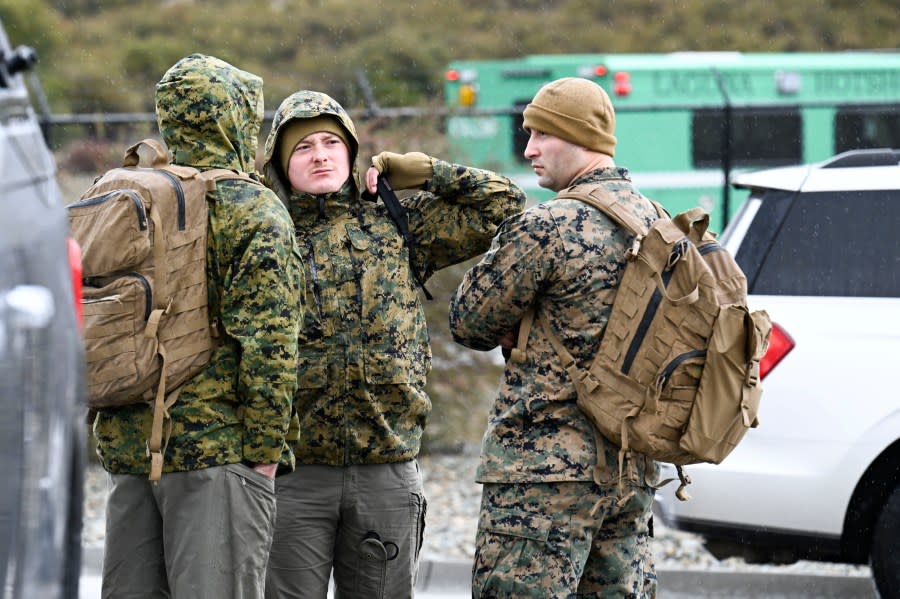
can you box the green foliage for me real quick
[22,0,899,114]
[0,0,63,60]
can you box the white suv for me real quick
[653,148,900,598]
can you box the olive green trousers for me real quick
[265,461,427,599]
[102,463,276,599]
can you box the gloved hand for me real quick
[370,151,434,190]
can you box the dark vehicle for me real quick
[1,19,86,599]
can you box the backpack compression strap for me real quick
[146,166,261,482]
[517,307,691,499]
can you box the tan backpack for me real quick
[514,184,772,500]
[67,139,259,480]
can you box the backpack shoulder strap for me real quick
[510,307,599,394]
[370,175,433,300]
[556,184,650,237]
[199,168,263,192]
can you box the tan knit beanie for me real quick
[522,77,617,157]
[279,115,351,175]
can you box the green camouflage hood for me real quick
[262,90,361,203]
[156,54,263,172]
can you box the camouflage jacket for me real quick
[262,90,526,465]
[94,55,303,474]
[449,168,661,486]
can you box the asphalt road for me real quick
[80,555,879,598]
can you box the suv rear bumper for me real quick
[655,500,851,564]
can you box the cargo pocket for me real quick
[218,464,276,575]
[355,530,399,599]
[656,342,705,439]
[410,491,427,563]
[296,362,327,389]
[476,508,552,570]
[364,352,414,385]
[68,189,151,277]
[82,273,157,407]
[680,304,760,463]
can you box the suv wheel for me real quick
[871,484,900,598]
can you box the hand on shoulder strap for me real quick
[370,151,434,190]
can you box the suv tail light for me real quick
[67,238,83,330]
[760,322,794,379]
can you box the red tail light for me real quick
[613,71,632,97]
[760,322,794,380]
[67,237,83,330]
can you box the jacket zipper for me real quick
[304,239,323,315]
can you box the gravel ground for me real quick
[82,453,871,578]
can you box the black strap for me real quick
[364,176,433,300]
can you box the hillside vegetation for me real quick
[2,0,897,114]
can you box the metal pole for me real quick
[710,67,733,229]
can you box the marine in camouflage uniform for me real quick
[260,90,526,599]
[93,54,303,599]
[449,78,660,599]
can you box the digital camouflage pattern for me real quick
[451,169,661,597]
[93,54,304,473]
[156,54,262,173]
[473,481,657,598]
[261,90,526,465]
[450,168,661,486]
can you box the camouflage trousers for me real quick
[472,480,657,599]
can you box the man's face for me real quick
[523,129,585,192]
[286,131,351,195]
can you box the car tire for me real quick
[871,484,900,598]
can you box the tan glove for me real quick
[370,151,434,190]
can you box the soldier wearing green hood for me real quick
[260,90,526,599]
[93,54,303,599]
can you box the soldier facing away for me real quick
[449,77,661,598]
[259,90,526,599]
[93,54,304,599]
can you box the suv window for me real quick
[737,188,900,297]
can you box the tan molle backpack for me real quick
[68,138,259,481]
[513,184,772,500]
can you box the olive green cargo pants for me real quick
[101,463,276,599]
[264,461,427,599]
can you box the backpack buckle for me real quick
[626,235,643,259]
[667,238,690,270]
[745,362,761,387]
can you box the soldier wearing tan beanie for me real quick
[277,115,353,178]
[523,77,617,156]
[451,77,661,598]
